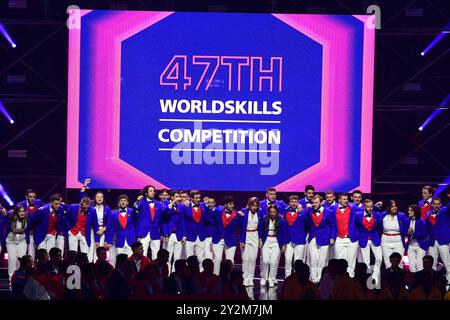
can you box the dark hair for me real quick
[408,204,421,220]
[432,197,442,204]
[11,205,27,234]
[36,248,48,262]
[389,252,402,260]
[25,189,36,196]
[387,200,398,214]
[117,194,129,203]
[180,190,189,195]
[141,185,156,197]
[223,195,235,205]
[18,255,33,269]
[338,193,348,200]
[80,197,91,206]
[352,189,363,196]
[116,254,129,267]
[190,190,201,198]
[288,195,299,201]
[96,246,106,255]
[49,247,62,258]
[264,204,279,232]
[49,194,60,202]
[170,190,180,197]
[305,185,315,193]
[423,255,434,264]
[364,199,373,205]
[131,241,143,251]
[174,259,187,273]
[159,189,169,195]
[266,187,277,193]
[157,248,169,259]
[93,191,104,205]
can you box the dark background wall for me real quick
[0,0,449,210]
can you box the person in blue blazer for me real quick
[307,194,336,284]
[259,187,287,216]
[211,195,243,275]
[178,190,208,265]
[239,197,264,287]
[2,205,30,281]
[161,190,185,274]
[65,197,99,256]
[260,204,287,288]
[29,194,65,254]
[283,194,308,278]
[79,179,112,262]
[133,185,164,260]
[425,198,450,282]
[380,200,408,269]
[405,204,429,273]
[418,185,435,220]
[299,185,315,210]
[329,193,360,278]
[356,199,383,283]
[204,196,219,261]
[17,188,44,261]
[106,194,136,265]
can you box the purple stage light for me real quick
[418,94,449,132]
[0,101,14,124]
[421,21,450,56]
[0,183,14,206]
[0,22,16,48]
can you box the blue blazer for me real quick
[283,208,308,245]
[65,204,99,247]
[329,204,360,243]
[204,206,219,238]
[161,202,186,242]
[179,202,208,242]
[29,204,65,246]
[239,208,264,244]
[404,218,429,251]
[133,198,163,239]
[299,198,313,211]
[426,206,450,246]
[380,211,408,244]
[17,199,44,211]
[260,199,287,217]
[211,206,241,247]
[307,207,336,246]
[356,211,382,248]
[261,217,287,249]
[106,208,136,248]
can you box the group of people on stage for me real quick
[0,181,449,294]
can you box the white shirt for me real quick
[423,198,432,206]
[95,205,104,226]
[383,214,400,233]
[364,211,373,222]
[268,219,276,236]
[409,219,416,232]
[133,257,141,271]
[246,211,259,230]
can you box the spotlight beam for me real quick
[0,23,16,48]
[0,100,14,124]
[418,94,449,131]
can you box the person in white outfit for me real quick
[381,200,406,269]
[3,205,29,281]
[261,204,287,288]
[239,197,263,286]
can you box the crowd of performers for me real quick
[0,181,449,300]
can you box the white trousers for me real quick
[68,231,89,254]
[334,237,359,277]
[204,237,213,260]
[381,235,404,268]
[407,241,426,273]
[38,234,64,252]
[212,239,237,275]
[108,246,117,267]
[261,237,280,283]
[140,233,161,260]
[242,232,259,283]
[284,242,305,277]
[116,239,133,257]
[88,229,105,263]
[27,235,35,261]
[360,240,382,281]
[6,237,27,281]
[427,242,450,282]
[308,238,329,283]
[166,233,183,273]
[185,236,205,266]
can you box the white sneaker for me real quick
[260,278,266,286]
[268,281,275,288]
[243,279,249,286]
